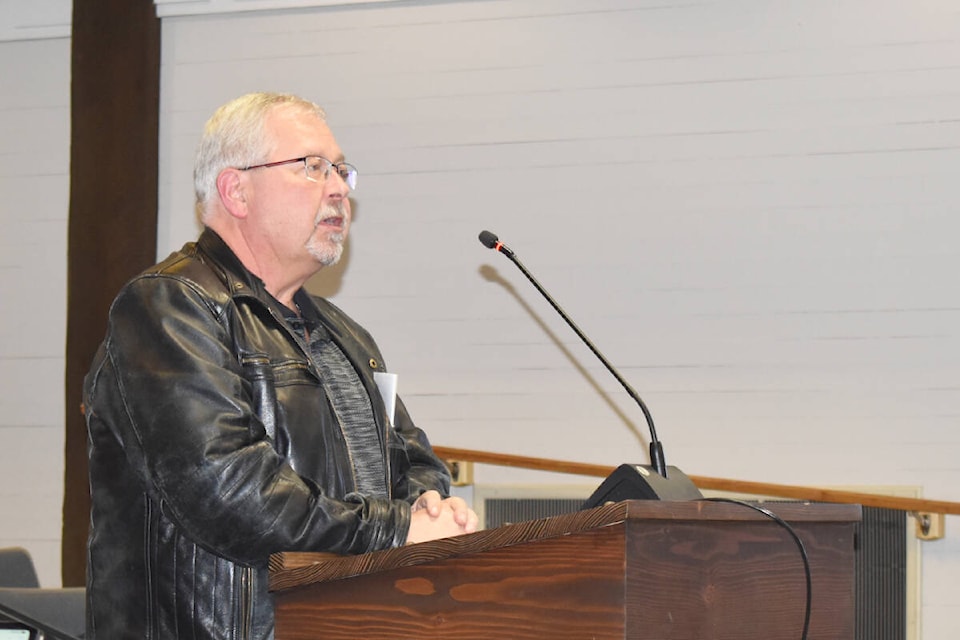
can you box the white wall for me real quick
[0,33,70,586]
[2,0,959,633]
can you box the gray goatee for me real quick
[306,202,348,266]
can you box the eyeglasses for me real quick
[240,156,358,190]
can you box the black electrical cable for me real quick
[701,497,812,640]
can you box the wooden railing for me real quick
[433,446,960,527]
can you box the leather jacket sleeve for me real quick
[85,272,419,566]
[390,395,452,502]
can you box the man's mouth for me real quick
[317,214,343,229]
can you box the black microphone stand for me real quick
[479,230,702,504]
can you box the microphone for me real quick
[478,230,701,504]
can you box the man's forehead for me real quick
[266,106,340,152]
[267,105,326,133]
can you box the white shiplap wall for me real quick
[159,2,960,479]
[0,0,70,41]
[0,35,70,587]
[157,1,960,635]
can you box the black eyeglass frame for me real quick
[240,156,358,190]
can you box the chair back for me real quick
[0,548,40,588]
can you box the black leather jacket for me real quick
[84,229,450,640]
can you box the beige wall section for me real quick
[0,35,71,587]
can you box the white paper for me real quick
[373,371,398,426]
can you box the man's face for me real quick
[242,107,353,276]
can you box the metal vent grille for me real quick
[484,498,582,528]
[483,498,906,640]
[856,506,907,640]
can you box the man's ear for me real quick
[216,168,249,219]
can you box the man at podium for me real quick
[82,92,478,640]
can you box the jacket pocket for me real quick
[241,355,277,442]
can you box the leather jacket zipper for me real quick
[238,566,253,640]
[383,418,392,499]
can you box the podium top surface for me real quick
[269,499,860,593]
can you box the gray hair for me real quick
[193,92,326,222]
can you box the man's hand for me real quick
[405,490,479,545]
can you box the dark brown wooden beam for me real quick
[63,0,160,587]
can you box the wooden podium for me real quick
[269,500,860,639]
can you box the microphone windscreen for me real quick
[478,230,499,249]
